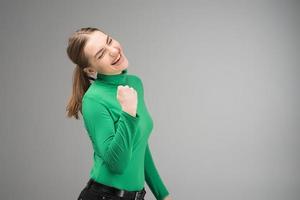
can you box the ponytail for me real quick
[66,65,91,119]
[65,27,104,119]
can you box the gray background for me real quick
[0,0,299,200]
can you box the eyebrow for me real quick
[94,34,109,59]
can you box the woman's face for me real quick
[84,31,129,76]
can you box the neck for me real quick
[95,68,128,85]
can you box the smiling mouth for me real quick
[111,54,122,65]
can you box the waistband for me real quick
[86,179,146,200]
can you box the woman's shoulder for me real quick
[82,84,104,104]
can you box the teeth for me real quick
[112,54,121,65]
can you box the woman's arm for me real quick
[144,142,171,200]
[82,96,140,174]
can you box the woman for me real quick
[65,27,172,200]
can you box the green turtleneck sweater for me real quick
[81,68,169,200]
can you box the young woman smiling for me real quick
[66,27,172,200]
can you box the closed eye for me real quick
[98,37,113,59]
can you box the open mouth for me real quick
[111,54,122,65]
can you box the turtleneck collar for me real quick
[95,68,128,85]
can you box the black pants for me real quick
[77,180,146,200]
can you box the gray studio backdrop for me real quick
[0,0,299,200]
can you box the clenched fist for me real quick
[117,85,138,117]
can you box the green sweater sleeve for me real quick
[144,142,170,200]
[82,96,140,174]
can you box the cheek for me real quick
[105,55,113,65]
[97,55,112,66]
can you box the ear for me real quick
[83,67,97,77]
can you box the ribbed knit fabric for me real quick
[81,68,169,200]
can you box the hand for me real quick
[117,85,138,117]
[163,195,172,200]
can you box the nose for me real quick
[108,46,119,57]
